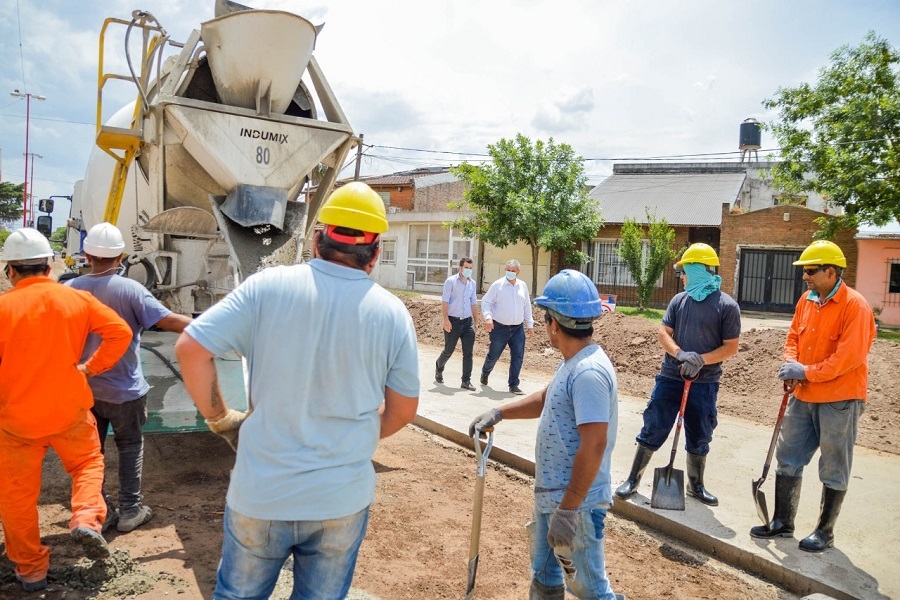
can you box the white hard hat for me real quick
[83,222,125,258]
[1,227,53,263]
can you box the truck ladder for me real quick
[95,13,168,226]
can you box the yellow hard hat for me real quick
[676,243,719,268]
[793,240,847,268]
[318,182,388,235]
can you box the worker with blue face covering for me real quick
[614,243,741,507]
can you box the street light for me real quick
[24,152,43,226]
[10,90,46,227]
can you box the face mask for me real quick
[505,270,517,281]
[462,268,473,279]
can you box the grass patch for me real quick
[877,327,900,343]
[614,305,664,323]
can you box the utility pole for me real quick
[10,90,46,227]
[354,133,364,181]
[25,152,43,227]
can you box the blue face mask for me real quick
[462,268,473,279]
[683,263,722,302]
[505,270,517,281]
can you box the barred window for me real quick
[582,239,658,287]
[889,261,900,295]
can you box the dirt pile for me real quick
[402,295,900,455]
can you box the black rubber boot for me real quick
[686,452,718,506]
[750,474,802,539]
[529,579,565,600]
[615,444,654,499]
[799,486,846,553]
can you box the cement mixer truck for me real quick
[64,0,356,316]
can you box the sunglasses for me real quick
[673,269,684,277]
[802,266,826,276]
[3,264,10,279]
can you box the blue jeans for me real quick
[215,505,369,600]
[636,375,719,455]
[481,323,526,387]
[435,316,476,382]
[775,397,864,490]
[92,396,147,511]
[528,505,617,600]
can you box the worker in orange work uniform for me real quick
[0,228,132,592]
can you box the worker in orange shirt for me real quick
[750,240,876,553]
[0,228,132,592]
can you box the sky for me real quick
[1,0,898,229]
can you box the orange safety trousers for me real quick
[0,412,106,582]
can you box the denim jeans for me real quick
[92,396,147,511]
[528,505,617,600]
[435,316,476,382]
[215,505,369,600]
[775,397,864,490]
[636,375,719,455]
[481,323,526,387]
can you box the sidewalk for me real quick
[413,346,897,600]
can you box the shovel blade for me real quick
[465,554,479,599]
[651,466,685,510]
[752,479,770,526]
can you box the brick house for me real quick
[583,162,856,313]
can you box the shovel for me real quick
[465,429,494,600]
[752,383,791,525]
[651,378,692,510]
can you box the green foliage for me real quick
[878,327,900,342]
[616,209,678,310]
[450,134,603,293]
[0,228,11,249]
[764,32,900,231]
[0,181,25,225]
[614,305,665,324]
[48,226,67,251]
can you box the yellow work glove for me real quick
[205,409,250,452]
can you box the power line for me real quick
[15,0,26,88]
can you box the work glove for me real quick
[205,409,250,452]
[468,408,503,438]
[676,350,704,368]
[679,360,703,380]
[778,361,807,382]
[547,507,579,549]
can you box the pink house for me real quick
[855,221,900,327]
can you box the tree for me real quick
[764,31,900,233]
[0,182,24,226]
[450,134,603,293]
[617,210,679,311]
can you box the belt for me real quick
[449,315,471,321]
[493,321,522,327]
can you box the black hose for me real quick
[140,343,183,381]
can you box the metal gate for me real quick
[737,250,804,313]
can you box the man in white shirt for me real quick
[479,259,534,394]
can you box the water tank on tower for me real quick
[739,117,761,162]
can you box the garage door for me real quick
[737,249,804,313]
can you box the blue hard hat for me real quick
[534,269,602,327]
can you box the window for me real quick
[406,224,471,285]
[582,239,660,288]
[890,261,900,294]
[377,191,391,206]
[381,239,396,265]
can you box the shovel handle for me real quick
[759,384,791,481]
[664,379,692,470]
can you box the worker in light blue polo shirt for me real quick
[435,257,480,390]
[479,258,534,395]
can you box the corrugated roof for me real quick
[361,175,415,186]
[588,172,746,226]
